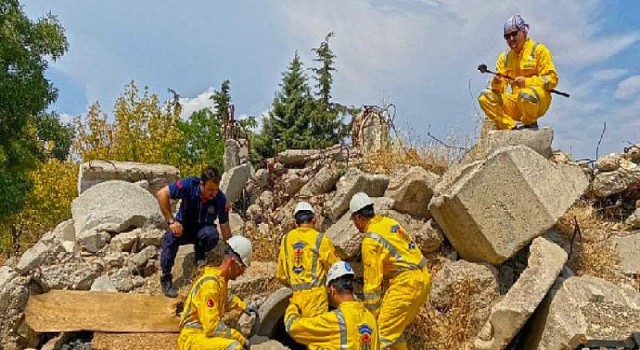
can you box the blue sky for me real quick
[23,0,640,160]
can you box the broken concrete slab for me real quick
[429,145,588,265]
[277,145,343,167]
[40,262,103,290]
[460,128,553,166]
[474,237,567,350]
[229,212,245,236]
[329,168,389,220]
[72,180,165,235]
[595,153,622,172]
[524,275,640,350]
[77,160,180,195]
[626,208,640,229]
[221,163,252,203]
[90,276,117,292]
[110,229,140,252]
[384,166,439,218]
[590,165,640,197]
[299,163,341,197]
[77,229,111,253]
[139,227,165,248]
[325,212,364,259]
[224,139,241,171]
[613,233,640,275]
[0,267,30,350]
[15,240,61,274]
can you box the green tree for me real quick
[308,32,349,148]
[179,108,224,172]
[0,0,68,220]
[255,52,314,158]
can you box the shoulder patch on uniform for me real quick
[206,298,215,308]
[176,180,183,189]
[359,324,373,349]
[390,224,400,233]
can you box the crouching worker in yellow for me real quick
[277,201,339,318]
[286,261,380,349]
[178,236,257,350]
[478,14,559,130]
[350,192,431,350]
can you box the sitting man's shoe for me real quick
[520,122,539,130]
[161,274,178,298]
[196,259,206,268]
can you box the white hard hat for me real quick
[349,192,373,214]
[227,235,253,267]
[294,201,314,215]
[326,261,355,286]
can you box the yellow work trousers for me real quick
[378,268,431,350]
[177,328,242,350]
[286,286,330,318]
[478,86,551,130]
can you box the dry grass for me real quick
[406,279,479,350]
[92,332,177,350]
[245,222,280,263]
[358,135,469,176]
[555,199,626,285]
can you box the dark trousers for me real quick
[160,225,219,275]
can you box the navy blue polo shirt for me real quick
[168,177,229,228]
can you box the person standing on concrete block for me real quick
[157,166,232,298]
[285,261,380,349]
[277,201,340,318]
[178,235,256,350]
[478,14,559,130]
[349,192,431,350]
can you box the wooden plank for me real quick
[92,332,178,350]
[25,290,181,333]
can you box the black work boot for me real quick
[520,121,539,130]
[161,274,177,298]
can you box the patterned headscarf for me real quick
[503,14,529,35]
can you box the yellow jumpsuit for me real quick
[478,37,559,130]
[362,215,431,350]
[178,267,248,350]
[277,226,340,321]
[286,300,380,350]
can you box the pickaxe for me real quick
[477,63,570,98]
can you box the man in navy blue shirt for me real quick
[156,166,232,297]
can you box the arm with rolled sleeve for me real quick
[362,236,384,318]
[525,43,558,91]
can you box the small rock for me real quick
[139,227,165,248]
[109,229,140,252]
[90,275,117,292]
[129,246,157,269]
[77,229,110,253]
[595,153,621,172]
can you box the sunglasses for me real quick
[504,31,519,40]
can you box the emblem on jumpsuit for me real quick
[292,241,306,274]
[359,324,373,350]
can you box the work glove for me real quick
[243,304,259,317]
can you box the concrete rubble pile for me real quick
[2,130,640,349]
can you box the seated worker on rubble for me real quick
[285,261,380,349]
[478,14,559,130]
[157,166,232,298]
[177,235,258,350]
[277,201,340,317]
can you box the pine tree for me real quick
[309,32,347,148]
[255,52,314,158]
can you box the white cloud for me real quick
[178,88,216,119]
[591,69,628,82]
[615,75,640,100]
